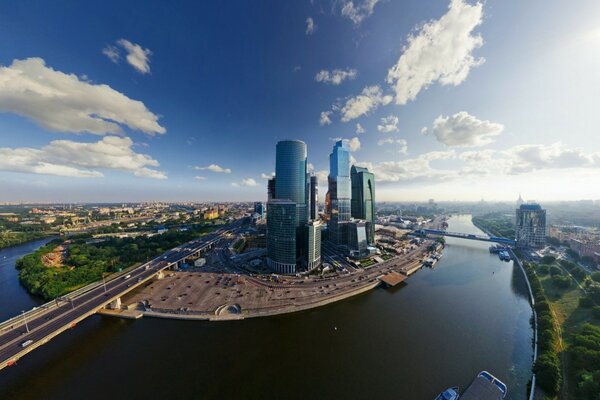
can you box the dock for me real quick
[378,272,407,287]
[461,375,505,400]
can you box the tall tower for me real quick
[274,140,307,226]
[267,140,320,273]
[309,174,318,220]
[515,203,546,248]
[351,165,376,245]
[327,140,351,245]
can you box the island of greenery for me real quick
[16,226,215,300]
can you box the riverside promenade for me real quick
[115,245,431,321]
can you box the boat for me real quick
[434,386,460,400]
[461,370,507,400]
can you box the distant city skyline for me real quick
[1,1,600,202]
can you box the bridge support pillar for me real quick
[157,271,164,280]
[108,297,122,310]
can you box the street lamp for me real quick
[21,310,30,333]
[102,273,108,293]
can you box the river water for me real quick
[0,215,533,400]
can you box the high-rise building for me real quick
[266,199,297,274]
[351,165,375,245]
[267,140,320,274]
[253,201,265,219]
[327,140,351,245]
[309,174,318,220]
[515,203,546,248]
[516,193,524,208]
[347,220,368,258]
[275,140,307,226]
[267,177,276,201]
[304,220,322,271]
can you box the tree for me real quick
[591,272,600,283]
[549,265,563,276]
[541,255,557,265]
[534,352,562,394]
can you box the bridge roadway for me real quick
[0,220,243,372]
[416,229,516,246]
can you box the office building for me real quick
[253,202,265,219]
[267,177,276,201]
[347,220,369,258]
[274,140,308,226]
[327,140,351,245]
[351,165,375,245]
[266,199,297,274]
[267,140,321,274]
[303,220,322,271]
[515,203,546,248]
[309,174,318,220]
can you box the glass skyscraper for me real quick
[515,203,546,248]
[274,140,307,226]
[327,140,351,245]
[266,199,297,273]
[267,140,321,274]
[351,165,376,245]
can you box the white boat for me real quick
[434,386,459,400]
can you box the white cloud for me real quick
[377,115,399,133]
[357,150,456,183]
[194,164,232,173]
[346,137,361,152]
[194,176,206,181]
[102,45,120,63]
[314,169,329,185]
[0,57,165,135]
[386,0,485,105]
[341,0,380,25]
[320,111,333,126]
[356,123,365,134]
[315,68,357,85]
[377,138,408,154]
[306,17,317,35]
[232,178,258,187]
[116,39,152,74]
[340,85,392,122]
[460,143,600,175]
[0,136,166,179]
[261,172,275,179]
[427,111,504,147]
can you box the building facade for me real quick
[266,199,297,274]
[347,220,368,258]
[309,174,318,221]
[350,165,375,245]
[274,140,308,226]
[304,220,322,271]
[327,140,351,245]
[515,203,546,248]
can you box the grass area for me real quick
[533,262,599,399]
[381,254,393,261]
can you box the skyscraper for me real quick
[304,220,322,271]
[267,177,276,201]
[309,174,318,220]
[267,140,321,273]
[515,203,546,248]
[351,165,375,245]
[266,199,297,273]
[274,140,307,226]
[327,140,351,245]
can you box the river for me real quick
[0,215,533,399]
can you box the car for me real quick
[123,274,131,280]
[21,339,34,348]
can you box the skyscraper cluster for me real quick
[266,139,376,274]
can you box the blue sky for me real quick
[1,0,600,202]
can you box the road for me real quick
[0,219,245,371]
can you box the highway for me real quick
[0,219,245,371]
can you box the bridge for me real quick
[415,229,516,246]
[0,219,245,372]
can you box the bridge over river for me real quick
[414,228,516,246]
[0,220,244,372]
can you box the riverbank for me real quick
[118,251,426,322]
[0,232,54,250]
